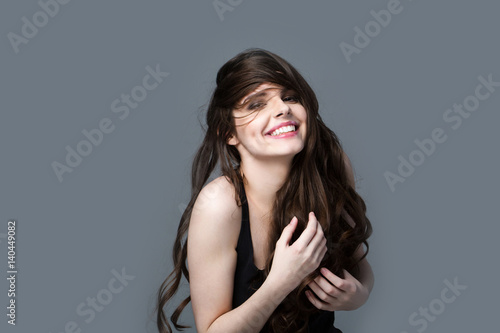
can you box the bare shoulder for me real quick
[191,175,240,220]
[189,176,242,247]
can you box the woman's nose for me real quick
[272,97,291,118]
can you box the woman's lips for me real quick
[265,121,299,135]
[266,129,298,138]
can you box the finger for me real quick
[320,267,348,292]
[310,219,326,249]
[278,216,298,246]
[310,235,327,263]
[318,238,328,261]
[293,212,318,248]
[305,220,326,257]
[338,269,358,293]
[312,274,341,298]
[305,290,327,310]
[308,280,337,303]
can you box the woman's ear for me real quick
[227,134,239,146]
[218,128,239,145]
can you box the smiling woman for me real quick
[228,83,307,163]
[156,48,373,333]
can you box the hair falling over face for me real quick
[155,48,373,333]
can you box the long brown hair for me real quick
[156,48,372,332]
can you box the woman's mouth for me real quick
[270,125,295,136]
[266,125,299,138]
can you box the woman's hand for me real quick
[267,212,328,294]
[305,267,370,311]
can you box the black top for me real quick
[232,182,343,333]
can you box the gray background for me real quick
[1,0,498,332]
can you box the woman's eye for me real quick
[248,102,264,110]
[283,95,299,103]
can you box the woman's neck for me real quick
[239,156,292,212]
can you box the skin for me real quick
[187,83,374,333]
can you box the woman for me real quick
[156,48,373,332]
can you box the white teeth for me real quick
[270,125,296,136]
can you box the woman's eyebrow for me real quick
[242,91,268,104]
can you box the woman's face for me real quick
[227,82,308,163]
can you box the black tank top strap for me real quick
[232,181,261,308]
[237,182,253,261]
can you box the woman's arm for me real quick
[188,177,327,333]
[188,178,283,333]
